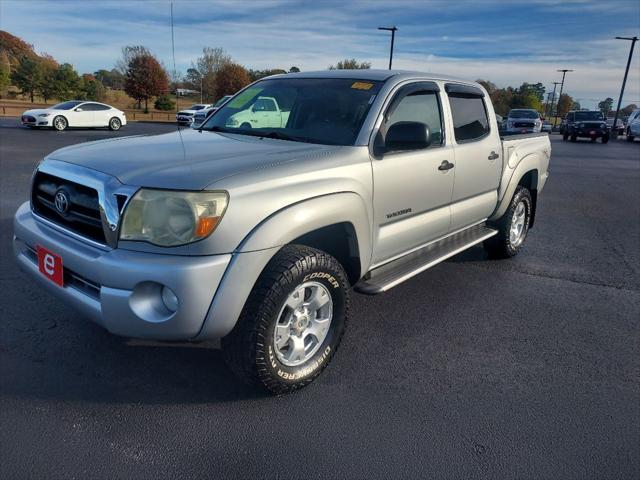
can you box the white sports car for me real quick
[21,101,127,131]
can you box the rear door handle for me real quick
[488,151,499,160]
[438,160,454,171]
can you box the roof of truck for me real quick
[278,69,475,85]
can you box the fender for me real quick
[490,148,548,221]
[195,192,373,340]
[238,192,373,274]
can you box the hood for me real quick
[23,108,56,116]
[178,110,197,115]
[46,129,338,190]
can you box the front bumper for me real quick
[572,128,608,138]
[13,202,231,340]
[176,115,194,124]
[22,116,52,127]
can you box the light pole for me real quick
[378,26,398,70]
[200,75,203,103]
[553,69,573,127]
[545,82,561,119]
[612,36,638,139]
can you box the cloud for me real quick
[1,0,638,108]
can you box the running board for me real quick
[355,224,498,295]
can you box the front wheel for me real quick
[484,186,532,259]
[570,134,577,142]
[601,135,609,144]
[52,116,67,131]
[222,245,350,394]
[108,117,122,131]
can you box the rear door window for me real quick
[447,93,490,142]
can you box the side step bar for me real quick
[355,224,498,295]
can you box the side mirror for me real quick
[75,107,83,112]
[385,121,431,152]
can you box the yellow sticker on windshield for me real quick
[351,82,374,90]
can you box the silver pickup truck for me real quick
[13,70,551,394]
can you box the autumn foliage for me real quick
[214,63,251,98]
[124,54,168,111]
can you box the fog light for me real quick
[161,286,179,312]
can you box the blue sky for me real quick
[2,0,639,108]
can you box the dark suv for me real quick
[562,110,609,143]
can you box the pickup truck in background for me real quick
[13,70,551,394]
[225,96,290,129]
[505,109,543,134]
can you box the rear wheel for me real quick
[627,129,635,142]
[108,117,122,131]
[570,134,577,142]
[240,122,252,129]
[222,245,350,394]
[562,132,568,141]
[52,116,67,131]
[484,186,532,259]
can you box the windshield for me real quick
[191,105,206,111]
[575,111,603,121]
[213,96,231,107]
[509,109,539,119]
[52,101,83,110]
[201,78,383,146]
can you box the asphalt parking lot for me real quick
[0,117,638,479]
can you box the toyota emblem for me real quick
[54,190,70,214]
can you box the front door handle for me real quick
[488,151,499,160]
[438,160,454,171]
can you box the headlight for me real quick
[38,113,51,117]
[579,123,585,128]
[601,124,607,129]
[120,189,229,247]
[507,121,514,128]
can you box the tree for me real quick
[115,45,150,75]
[0,31,38,68]
[248,68,286,82]
[80,73,106,101]
[598,97,614,116]
[186,47,232,100]
[476,79,497,95]
[11,56,41,102]
[94,68,124,89]
[621,104,638,117]
[289,66,300,73]
[124,53,168,111]
[0,50,10,96]
[52,63,81,101]
[154,94,175,111]
[556,93,574,118]
[328,59,371,69]
[36,54,59,102]
[214,63,251,98]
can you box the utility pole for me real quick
[200,75,203,103]
[546,81,561,119]
[378,26,398,70]
[554,69,573,127]
[612,36,638,139]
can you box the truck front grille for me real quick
[31,171,106,244]
[514,122,535,128]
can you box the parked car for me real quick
[495,114,503,130]
[21,101,126,131]
[505,109,542,134]
[562,110,609,143]
[176,103,212,125]
[13,70,551,394]
[606,117,625,136]
[625,109,640,142]
[192,95,232,127]
[541,121,552,133]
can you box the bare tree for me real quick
[115,45,151,75]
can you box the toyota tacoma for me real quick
[13,70,551,394]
